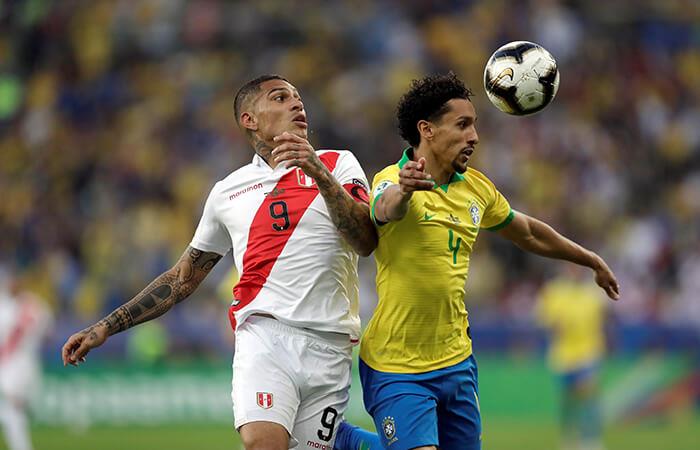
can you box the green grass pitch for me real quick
[4,416,697,450]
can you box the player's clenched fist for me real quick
[271,132,328,180]
[398,157,435,195]
[61,322,109,366]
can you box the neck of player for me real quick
[251,135,278,169]
[415,145,453,187]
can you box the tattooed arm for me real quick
[271,132,378,256]
[313,170,377,256]
[61,246,222,366]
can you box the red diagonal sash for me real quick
[228,152,340,329]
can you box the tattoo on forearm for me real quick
[87,326,99,342]
[316,177,377,255]
[99,247,222,335]
[98,306,132,333]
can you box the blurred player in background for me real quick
[537,266,609,450]
[62,75,379,450]
[0,268,52,450]
[360,73,620,450]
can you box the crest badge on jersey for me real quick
[296,169,316,188]
[469,202,481,226]
[382,416,396,440]
[256,392,273,409]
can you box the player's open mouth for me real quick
[292,114,307,128]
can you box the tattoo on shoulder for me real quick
[188,247,222,271]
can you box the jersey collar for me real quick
[397,147,465,192]
[252,153,269,167]
[252,153,289,173]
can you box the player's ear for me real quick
[417,119,434,141]
[240,111,259,132]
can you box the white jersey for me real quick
[190,150,370,341]
[0,291,51,397]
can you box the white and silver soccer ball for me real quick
[483,41,560,116]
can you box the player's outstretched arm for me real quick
[374,157,435,223]
[497,211,620,300]
[272,132,377,256]
[61,246,222,366]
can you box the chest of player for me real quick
[218,168,334,239]
[406,189,487,253]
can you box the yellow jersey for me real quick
[360,148,513,373]
[536,277,607,373]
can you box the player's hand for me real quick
[593,258,620,300]
[398,157,435,195]
[271,132,328,180]
[61,322,109,366]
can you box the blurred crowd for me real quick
[1,0,698,359]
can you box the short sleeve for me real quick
[333,151,371,204]
[370,168,399,225]
[480,178,513,231]
[333,151,369,186]
[189,184,232,256]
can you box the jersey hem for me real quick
[235,311,360,343]
[358,350,473,374]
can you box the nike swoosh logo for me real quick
[359,443,370,450]
[421,212,435,221]
[496,67,514,82]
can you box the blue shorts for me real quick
[359,355,481,450]
[560,363,599,388]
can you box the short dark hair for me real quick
[233,74,290,125]
[397,72,474,147]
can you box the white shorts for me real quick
[0,359,39,402]
[232,315,352,449]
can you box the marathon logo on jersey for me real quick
[256,392,273,409]
[306,441,333,450]
[296,169,316,188]
[229,183,263,200]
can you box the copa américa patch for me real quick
[373,180,393,198]
[351,178,368,190]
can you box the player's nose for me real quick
[291,97,304,112]
[467,128,479,146]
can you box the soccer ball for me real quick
[483,41,560,115]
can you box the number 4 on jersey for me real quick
[448,229,462,265]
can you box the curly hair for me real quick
[397,72,474,147]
